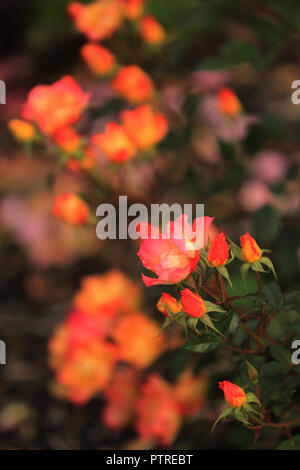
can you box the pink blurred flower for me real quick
[238,180,271,212]
[252,150,288,184]
[199,95,258,143]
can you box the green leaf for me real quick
[251,261,266,273]
[245,392,260,405]
[260,256,277,279]
[241,262,250,281]
[230,239,242,260]
[198,41,261,70]
[270,345,291,365]
[211,407,232,432]
[200,313,225,336]
[204,300,226,314]
[278,435,300,450]
[260,362,287,376]
[182,336,220,354]
[217,265,233,288]
[254,205,281,244]
[263,283,283,309]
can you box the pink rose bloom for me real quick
[137,214,213,286]
[238,180,271,212]
[252,151,288,184]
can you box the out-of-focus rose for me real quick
[53,126,80,153]
[252,150,288,184]
[8,119,35,142]
[92,123,137,163]
[22,76,90,135]
[157,293,182,317]
[217,87,242,116]
[238,180,271,212]
[67,145,96,172]
[122,0,144,19]
[135,375,182,446]
[73,270,141,316]
[112,312,165,369]
[180,288,206,318]
[103,367,139,429]
[121,105,168,150]
[240,232,261,263]
[80,43,116,77]
[56,340,118,404]
[112,66,154,103]
[52,193,89,225]
[137,215,213,286]
[138,15,166,45]
[174,369,207,416]
[219,380,246,408]
[67,0,123,41]
[207,232,229,266]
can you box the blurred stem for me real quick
[255,271,262,291]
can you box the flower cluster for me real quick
[48,268,207,446]
[137,214,277,429]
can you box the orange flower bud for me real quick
[53,126,80,153]
[218,87,241,116]
[180,288,206,318]
[219,380,246,408]
[138,15,166,45]
[240,232,261,263]
[112,65,154,103]
[53,193,89,225]
[121,105,168,150]
[207,232,229,266]
[67,0,123,41]
[92,122,136,163]
[8,119,35,142]
[122,0,144,19]
[80,43,116,76]
[157,293,182,317]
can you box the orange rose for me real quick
[53,126,80,153]
[219,380,247,408]
[180,288,206,318]
[22,75,90,135]
[112,312,165,369]
[218,87,241,116]
[52,193,89,225]
[121,105,168,150]
[157,293,182,317]
[112,65,154,103]
[8,119,35,142]
[80,43,116,76]
[122,0,144,19]
[138,15,166,45]
[92,122,137,163]
[57,340,118,404]
[240,232,261,263]
[73,270,141,316]
[67,0,123,41]
[207,232,229,266]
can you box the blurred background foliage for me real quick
[0,0,300,450]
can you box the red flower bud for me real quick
[219,380,246,408]
[180,288,206,318]
[207,232,229,266]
